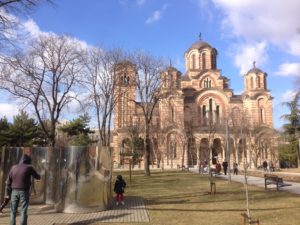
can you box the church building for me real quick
[111,38,274,169]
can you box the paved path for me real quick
[190,168,300,195]
[0,196,149,225]
[218,174,300,194]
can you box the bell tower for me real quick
[114,61,136,129]
[244,61,268,92]
[243,62,273,127]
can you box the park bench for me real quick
[264,174,291,191]
[177,164,189,171]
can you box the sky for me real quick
[0,0,299,129]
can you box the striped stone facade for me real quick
[111,40,274,169]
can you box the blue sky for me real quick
[1,0,299,129]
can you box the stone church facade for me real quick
[111,39,274,169]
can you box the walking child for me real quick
[114,175,126,206]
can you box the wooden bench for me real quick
[177,164,189,171]
[264,174,291,190]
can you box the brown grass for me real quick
[93,170,300,225]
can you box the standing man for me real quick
[233,162,238,175]
[6,154,41,225]
[222,160,228,175]
[263,160,268,171]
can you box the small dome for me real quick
[246,67,263,75]
[187,40,212,52]
[166,66,178,71]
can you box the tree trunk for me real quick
[144,124,151,176]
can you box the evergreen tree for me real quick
[59,114,95,146]
[0,117,11,146]
[9,110,43,147]
[279,92,300,166]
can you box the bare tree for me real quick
[228,109,243,164]
[149,119,166,169]
[0,34,84,147]
[0,0,52,50]
[130,51,166,176]
[250,125,278,168]
[83,47,127,147]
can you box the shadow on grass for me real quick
[53,213,131,225]
[144,189,285,206]
[147,206,300,213]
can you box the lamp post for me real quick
[225,118,231,182]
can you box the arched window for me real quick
[250,77,254,89]
[216,105,220,125]
[192,54,196,69]
[209,99,213,124]
[209,99,213,112]
[257,76,261,88]
[202,52,206,69]
[171,106,175,122]
[198,106,202,124]
[203,77,211,88]
[170,100,175,122]
[260,108,265,123]
[174,142,177,158]
[202,105,206,125]
[211,53,217,69]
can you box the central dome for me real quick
[187,40,212,52]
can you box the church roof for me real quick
[166,66,178,71]
[246,62,264,75]
[246,67,264,74]
[186,40,212,52]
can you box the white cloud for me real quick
[275,63,300,77]
[145,10,161,24]
[234,42,268,75]
[23,19,42,39]
[145,3,169,25]
[0,103,19,121]
[287,35,300,56]
[212,0,300,56]
[281,90,298,102]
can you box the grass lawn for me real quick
[97,170,300,225]
[281,168,300,173]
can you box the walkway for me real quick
[0,196,150,225]
[190,168,300,195]
[218,173,300,195]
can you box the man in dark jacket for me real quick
[222,161,228,175]
[6,154,41,225]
